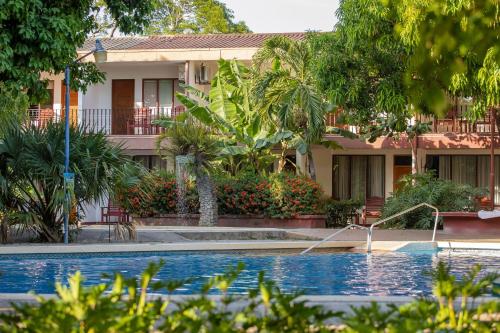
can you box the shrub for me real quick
[118,171,326,219]
[382,172,486,229]
[0,262,497,332]
[267,173,325,218]
[216,172,273,215]
[325,199,362,228]
[116,170,198,217]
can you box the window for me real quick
[30,80,54,110]
[333,155,385,202]
[143,79,175,111]
[426,155,500,202]
[133,155,167,170]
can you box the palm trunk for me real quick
[196,171,218,226]
[0,215,7,243]
[307,150,317,181]
[277,141,288,173]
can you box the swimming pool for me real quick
[0,250,498,295]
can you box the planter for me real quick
[433,212,500,235]
[133,214,326,228]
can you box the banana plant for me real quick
[157,59,293,174]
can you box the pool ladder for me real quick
[300,203,440,255]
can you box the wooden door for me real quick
[112,79,135,135]
[393,155,412,191]
[61,85,78,126]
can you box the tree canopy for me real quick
[0,0,153,103]
[389,0,500,116]
[143,0,250,35]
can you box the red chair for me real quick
[100,200,129,242]
[361,197,385,225]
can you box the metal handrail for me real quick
[300,223,370,255]
[367,202,439,252]
[300,202,439,255]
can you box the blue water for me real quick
[0,250,498,295]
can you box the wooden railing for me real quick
[27,106,186,135]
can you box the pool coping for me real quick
[1,240,500,255]
[0,240,366,255]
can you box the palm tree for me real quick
[0,122,131,242]
[159,120,219,226]
[253,36,328,180]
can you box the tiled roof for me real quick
[80,32,307,51]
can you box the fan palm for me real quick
[159,120,219,226]
[253,36,329,180]
[0,121,131,242]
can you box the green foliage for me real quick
[117,170,325,218]
[0,262,497,332]
[0,84,29,135]
[309,0,433,144]
[325,199,362,228]
[0,0,153,102]
[253,36,334,179]
[387,0,500,116]
[341,262,499,332]
[382,172,486,229]
[217,172,325,218]
[116,170,199,217]
[0,122,131,242]
[161,59,289,174]
[144,0,250,35]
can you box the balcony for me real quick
[326,106,498,135]
[27,106,186,135]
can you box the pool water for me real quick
[0,250,498,295]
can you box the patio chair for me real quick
[100,200,130,242]
[361,197,385,225]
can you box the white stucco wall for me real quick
[82,62,181,109]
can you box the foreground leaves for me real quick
[0,262,497,332]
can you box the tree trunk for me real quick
[196,171,218,226]
[411,137,418,175]
[307,150,317,181]
[0,215,7,243]
[277,141,288,173]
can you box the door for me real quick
[393,155,412,191]
[112,79,135,135]
[61,84,78,126]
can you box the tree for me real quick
[388,0,500,117]
[310,0,430,173]
[160,120,219,226]
[0,0,153,103]
[0,122,131,242]
[166,59,292,175]
[144,0,250,35]
[253,36,340,180]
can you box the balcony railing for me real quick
[27,106,186,135]
[326,105,498,135]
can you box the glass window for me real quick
[333,155,385,202]
[143,80,157,108]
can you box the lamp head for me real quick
[93,39,107,63]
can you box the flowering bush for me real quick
[216,173,273,215]
[117,171,325,218]
[116,171,198,217]
[217,172,325,218]
[267,173,325,218]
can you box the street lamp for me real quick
[63,39,107,244]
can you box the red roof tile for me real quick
[80,33,306,51]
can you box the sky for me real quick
[221,0,339,33]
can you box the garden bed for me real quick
[433,212,500,235]
[133,214,326,228]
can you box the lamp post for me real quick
[63,39,107,244]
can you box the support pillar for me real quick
[490,109,496,210]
